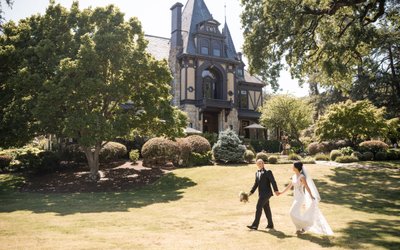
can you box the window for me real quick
[213,48,221,57]
[239,90,248,109]
[212,41,221,57]
[237,68,244,77]
[200,39,209,55]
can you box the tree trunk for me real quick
[388,46,400,99]
[83,143,102,182]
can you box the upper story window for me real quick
[212,41,221,57]
[237,68,244,77]
[200,39,209,55]
[239,90,248,109]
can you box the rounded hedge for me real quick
[176,138,192,167]
[256,152,269,162]
[315,153,330,161]
[100,142,128,163]
[351,151,363,160]
[359,140,389,154]
[288,153,301,161]
[362,151,374,161]
[186,135,211,154]
[374,151,387,161]
[244,150,255,163]
[268,155,278,164]
[307,142,322,155]
[330,150,343,161]
[0,154,13,171]
[335,155,359,163]
[142,137,180,167]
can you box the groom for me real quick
[247,159,279,230]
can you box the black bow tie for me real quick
[258,170,263,172]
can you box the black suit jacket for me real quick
[250,169,278,198]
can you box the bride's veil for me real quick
[302,166,321,206]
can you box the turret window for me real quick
[200,39,209,55]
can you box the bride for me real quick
[279,161,333,235]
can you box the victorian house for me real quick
[145,0,265,138]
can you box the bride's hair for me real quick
[294,161,305,177]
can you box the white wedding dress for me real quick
[289,173,334,235]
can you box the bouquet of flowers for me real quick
[239,191,249,203]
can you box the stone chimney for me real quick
[170,2,183,49]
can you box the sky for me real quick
[4,0,309,97]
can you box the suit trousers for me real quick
[252,196,273,227]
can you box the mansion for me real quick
[145,0,265,138]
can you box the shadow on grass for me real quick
[315,165,400,216]
[0,173,196,215]
[297,234,334,248]
[337,219,400,250]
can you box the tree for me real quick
[0,0,13,28]
[315,100,390,145]
[212,129,246,163]
[0,3,187,180]
[240,0,399,90]
[259,94,313,142]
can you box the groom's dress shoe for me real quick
[266,225,274,229]
[247,225,257,230]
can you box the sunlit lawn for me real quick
[1,161,399,249]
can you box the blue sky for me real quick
[4,0,309,97]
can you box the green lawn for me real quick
[1,162,399,250]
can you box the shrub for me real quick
[176,138,191,167]
[268,155,279,164]
[340,146,354,156]
[256,152,269,162]
[330,150,343,161]
[386,150,400,161]
[61,144,86,163]
[186,135,211,154]
[212,130,246,163]
[335,155,359,163]
[362,151,374,161]
[244,150,255,163]
[100,142,128,162]
[250,140,280,153]
[359,140,389,154]
[16,151,60,174]
[307,142,323,155]
[129,149,140,163]
[202,132,218,147]
[142,137,180,167]
[374,151,387,161]
[288,153,301,161]
[0,155,13,171]
[302,157,316,164]
[315,153,330,161]
[351,151,363,160]
[190,151,212,166]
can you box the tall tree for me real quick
[259,94,314,142]
[0,0,13,28]
[240,0,399,91]
[0,3,187,180]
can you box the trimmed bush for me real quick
[16,151,60,174]
[374,151,387,161]
[190,151,212,166]
[250,140,280,153]
[176,138,192,167]
[268,155,279,164]
[212,130,246,163]
[142,137,180,168]
[100,142,127,163]
[61,144,86,163]
[129,149,140,163]
[335,155,359,163]
[186,135,211,154]
[0,154,13,171]
[302,157,316,164]
[330,150,343,161]
[256,152,269,162]
[386,149,400,161]
[288,153,301,161]
[315,153,330,161]
[362,151,374,161]
[359,140,389,154]
[307,142,323,155]
[340,147,354,156]
[244,150,255,163]
[202,133,218,147]
[351,151,363,160]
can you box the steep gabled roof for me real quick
[181,0,213,54]
[222,21,237,60]
[145,35,170,60]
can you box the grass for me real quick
[1,161,399,249]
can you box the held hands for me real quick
[275,191,281,196]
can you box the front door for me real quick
[203,112,219,133]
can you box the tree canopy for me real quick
[315,100,396,145]
[0,2,187,180]
[259,94,314,142]
[241,0,400,91]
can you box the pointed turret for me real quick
[222,21,237,59]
